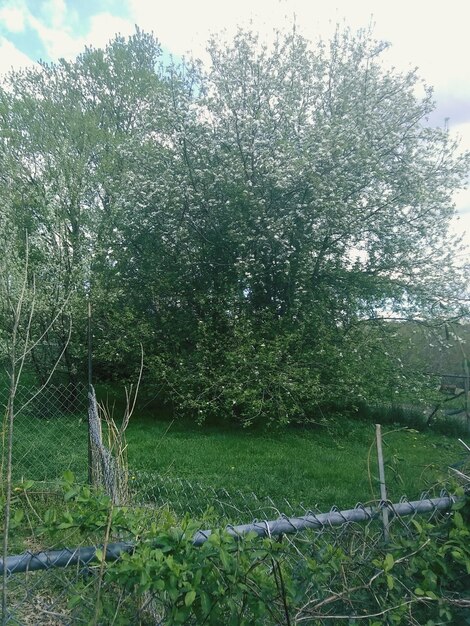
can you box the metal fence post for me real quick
[376,423,389,541]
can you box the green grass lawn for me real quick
[124,416,464,510]
[5,410,465,513]
[8,414,88,482]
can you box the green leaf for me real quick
[62,470,75,484]
[17,479,34,490]
[453,511,464,529]
[412,519,423,534]
[184,590,196,607]
[384,553,394,572]
[219,548,232,571]
[64,488,79,501]
[9,509,24,529]
[68,595,82,609]
[200,591,211,615]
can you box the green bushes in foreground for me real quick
[5,476,470,625]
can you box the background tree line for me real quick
[1,27,469,425]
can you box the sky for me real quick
[1,0,470,255]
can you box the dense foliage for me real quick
[7,476,470,625]
[1,27,469,424]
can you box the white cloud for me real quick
[0,4,27,32]
[446,121,470,250]
[128,0,284,59]
[84,13,136,50]
[0,0,136,65]
[0,0,78,62]
[126,0,470,100]
[0,36,36,74]
[28,15,82,60]
[450,210,470,253]
[454,188,470,212]
[23,7,135,62]
[39,0,67,30]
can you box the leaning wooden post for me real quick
[376,424,389,541]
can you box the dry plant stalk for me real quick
[88,347,143,505]
[1,239,72,624]
[449,438,470,487]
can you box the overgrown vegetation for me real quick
[1,26,469,425]
[4,476,470,625]
[2,21,470,625]
[3,411,464,509]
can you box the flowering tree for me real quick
[1,27,468,424]
[0,29,164,383]
[112,27,468,423]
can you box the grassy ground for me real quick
[124,416,464,509]
[4,410,466,512]
[8,414,89,482]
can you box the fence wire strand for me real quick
[1,382,469,625]
[1,491,460,625]
[0,382,88,483]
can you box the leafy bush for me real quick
[7,476,470,624]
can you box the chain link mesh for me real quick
[1,382,469,624]
[1,491,462,625]
[1,382,88,483]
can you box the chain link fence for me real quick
[1,381,88,483]
[2,380,469,624]
[2,489,467,625]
